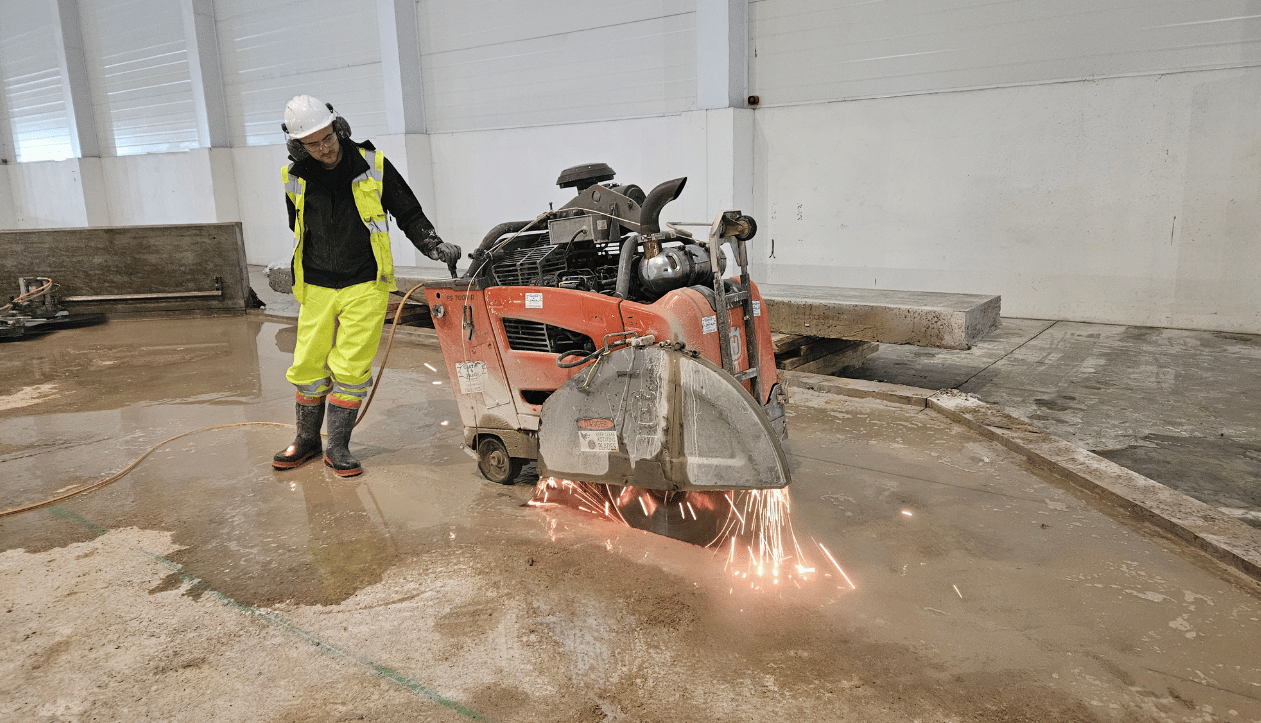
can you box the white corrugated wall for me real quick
[80,0,199,156]
[0,0,73,162]
[213,0,387,146]
[416,0,698,132]
[749,0,1261,104]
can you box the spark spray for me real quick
[528,478,853,592]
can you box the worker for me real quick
[272,94,460,478]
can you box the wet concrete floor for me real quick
[852,319,1261,529]
[2,315,1260,722]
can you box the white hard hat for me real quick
[283,94,335,139]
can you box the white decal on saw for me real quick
[753,300,761,316]
[729,327,743,361]
[455,361,486,393]
[701,315,718,334]
[525,292,543,309]
[578,430,618,452]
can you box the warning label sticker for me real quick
[455,361,486,393]
[525,292,543,309]
[702,315,718,334]
[579,430,619,452]
[753,300,761,316]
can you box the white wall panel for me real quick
[6,157,97,226]
[81,0,199,156]
[750,0,1261,105]
[0,165,17,226]
[214,0,386,146]
[751,67,1261,333]
[99,150,226,224]
[417,0,697,132]
[230,143,298,262]
[0,0,74,162]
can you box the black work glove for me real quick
[423,234,461,265]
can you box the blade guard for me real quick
[538,343,790,492]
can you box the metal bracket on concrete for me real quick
[64,277,223,303]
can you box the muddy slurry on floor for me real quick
[0,517,1099,723]
[2,316,1260,721]
[408,519,1107,723]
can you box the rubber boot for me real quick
[323,401,363,477]
[273,396,325,469]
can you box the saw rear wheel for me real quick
[477,436,524,484]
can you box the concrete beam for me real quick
[758,284,1002,350]
[377,0,427,135]
[0,222,250,314]
[49,0,99,158]
[181,0,230,148]
[696,0,748,110]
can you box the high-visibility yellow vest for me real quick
[281,147,397,303]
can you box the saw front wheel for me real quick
[477,436,524,484]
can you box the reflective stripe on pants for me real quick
[286,281,389,405]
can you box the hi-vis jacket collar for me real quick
[287,139,377,181]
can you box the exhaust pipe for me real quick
[637,177,686,235]
[464,220,534,277]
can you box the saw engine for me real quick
[424,163,790,493]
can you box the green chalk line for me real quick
[48,507,108,536]
[47,506,492,722]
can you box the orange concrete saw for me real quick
[424,163,790,492]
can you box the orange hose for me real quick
[2,282,428,517]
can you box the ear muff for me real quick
[281,121,308,161]
[327,103,353,140]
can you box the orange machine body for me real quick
[423,280,779,458]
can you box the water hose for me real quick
[0,282,429,518]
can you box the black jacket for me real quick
[285,138,438,289]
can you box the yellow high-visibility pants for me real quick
[286,281,389,406]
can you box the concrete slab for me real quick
[1,223,251,316]
[926,390,1261,583]
[258,267,1002,351]
[782,373,1261,583]
[783,369,935,408]
[853,317,1058,390]
[851,320,1261,530]
[394,267,456,293]
[2,316,1259,722]
[758,284,1001,350]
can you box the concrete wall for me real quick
[751,67,1261,333]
